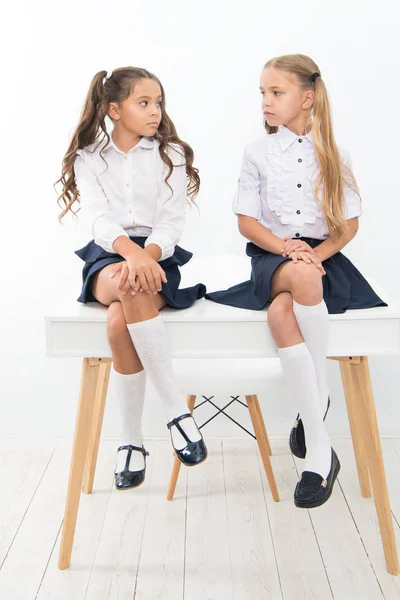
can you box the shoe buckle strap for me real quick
[167,413,200,445]
[117,445,149,471]
[168,418,191,444]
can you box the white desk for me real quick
[45,255,400,574]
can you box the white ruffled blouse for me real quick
[233,125,361,240]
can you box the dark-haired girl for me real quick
[56,67,207,490]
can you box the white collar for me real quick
[102,135,155,154]
[276,125,313,152]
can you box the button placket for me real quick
[294,140,305,234]
[123,153,134,225]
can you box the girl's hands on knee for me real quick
[110,257,166,296]
[111,261,135,295]
[110,261,142,296]
[126,248,167,295]
[282,236,313,257]
[289,250,326,275]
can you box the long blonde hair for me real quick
[264,54,360,239]
[56,67,200,220]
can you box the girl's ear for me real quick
[302,90,315,111]
[108,102,120,120]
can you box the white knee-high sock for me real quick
[126,315,201,450]
[113,367,147,472]
[279,343,332,478]
[293,299,330,415]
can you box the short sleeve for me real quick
[233,145,262,220]
[341,150,362,220]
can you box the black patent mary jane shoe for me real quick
[167,412,208,467]
[114,444,149,490]
[289,397,331,459]
[294,448,341,509]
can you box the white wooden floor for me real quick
[1,437,400,600]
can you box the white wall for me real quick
[1,0,399,440]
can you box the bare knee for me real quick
[118,287,167,319]
[287,262,322,302]
[92,265,121,306]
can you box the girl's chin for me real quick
[264,116,281,126]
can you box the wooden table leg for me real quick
[334,357,371,498]
[82,359,112,494]
[58,358,101,570]
[166,394,196,501]
[347,356,399,575]
[246,395,279,502]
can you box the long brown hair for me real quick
[56,67,200,220]
[264,54,360,239]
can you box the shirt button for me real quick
[124,156,128,160]
[298,138,303,143]
[128,210,132,215]
[295,233,300,237]
[296,210,301,214]
[126,183,130,187]
[297,183,302,188]
[298,158,302,163]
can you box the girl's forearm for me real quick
[113,237,162,261]
[113,235,143,259]
[238,215,284,255]
[143,243,162,261]
[313,218,359,262]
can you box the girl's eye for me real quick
[156,101,162,108]
[260,91,265,96]
[140,101,147,106]
[274,91,281,96]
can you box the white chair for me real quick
[45,254,400,574]
[168,357,283,502]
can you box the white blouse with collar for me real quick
[74,136,187,260]
[233,125,361,241]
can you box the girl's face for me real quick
[260,67,314,134]
[108,78,162,136]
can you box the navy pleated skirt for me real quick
[75,236,206,308]
[205,237,387,314]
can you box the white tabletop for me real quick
[45,255,400,359]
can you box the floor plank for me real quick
[84,441,156,600]
[334,439,400,600]
[293,449,384,599]
[222,439,282,600]
[0,439,56,570]
[35,440,117,600]
[185,439,233,600]
[0,441,70,600]
[133,440,187,600]
[258,440,333,600]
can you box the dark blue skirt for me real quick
[75,236,206,308]
[205,238,387,314]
